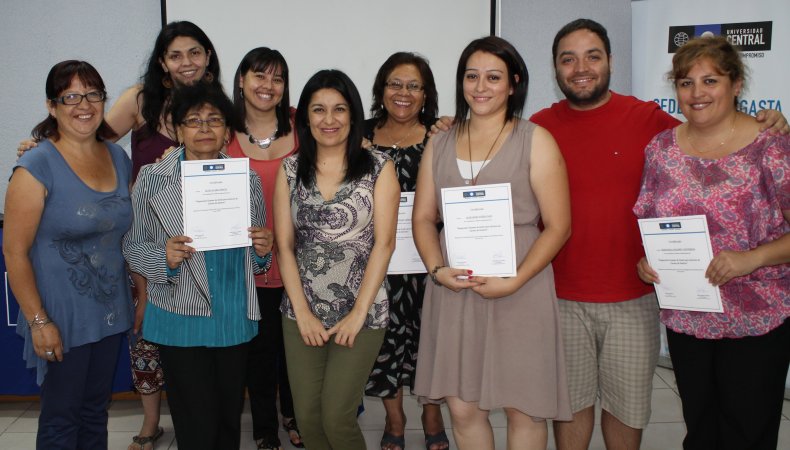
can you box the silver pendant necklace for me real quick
[248,123,278,149]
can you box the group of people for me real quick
[4,16,788,450]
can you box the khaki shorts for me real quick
[558,294,660,429]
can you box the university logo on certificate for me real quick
[440,183,517,277]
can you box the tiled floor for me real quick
[1,367,788,449]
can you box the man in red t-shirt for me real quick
[430,18,786,449]
[530,19,788,450]
[530,19,679,450]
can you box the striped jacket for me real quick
[122,148,264,320]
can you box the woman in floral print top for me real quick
[633,36,789,450]
[273,69,399,450]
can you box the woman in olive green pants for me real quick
[273,69,399,450]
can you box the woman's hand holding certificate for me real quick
[440,183,517,278]
[637,215,723,312]
[181,158,252,251]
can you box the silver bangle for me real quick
[28,311,53,330]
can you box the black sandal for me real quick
[255,435,282,450]
[282,417,304,448]
[129,427,164,450]
[425,430,450,450]
[381,431,406,450]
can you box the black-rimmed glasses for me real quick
[52,91,106,105]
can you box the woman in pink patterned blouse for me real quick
[633,36,789,450]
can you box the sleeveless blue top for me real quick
[14,139,134,385]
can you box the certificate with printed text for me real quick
[441,183,517,277]
[638,215,723,313]
[181,158,251,251]
[387,192,425,274]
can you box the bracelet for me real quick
[28,312,53,330]
[429,265,446,286]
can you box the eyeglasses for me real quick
[52,91,106,105]
[385,81,424,92]
[181,117,226,128]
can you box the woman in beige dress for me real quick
[412,36,572,450]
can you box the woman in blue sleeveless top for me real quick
[5,60,133,450]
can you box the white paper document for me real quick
[441,183,517,277]
[181,158,252,251]
[388,192,425,274]
[638,215,723,313]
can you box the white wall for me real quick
[500,0,633,117]
[0,2,635,207]
[165,0,491,120]
[0,0,161,211]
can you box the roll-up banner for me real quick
[632,0,789,393]
[632,0,787,120]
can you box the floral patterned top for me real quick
[280,151,391,329]
[633,128,790,339]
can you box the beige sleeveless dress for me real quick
[413,120,571,420]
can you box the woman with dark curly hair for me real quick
[123,82,273,450]
[363,52,448,450]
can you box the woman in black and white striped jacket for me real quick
[123,82,273,450]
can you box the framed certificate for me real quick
[440,183,517,277]
[181,158,252,251]
[638,215,723,313]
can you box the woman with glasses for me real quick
[18,21,224,450]
[362,52,448,450]
[274,69,399,450]
[227,47,303,449]
[4,60,132,449]
[123,83,273,450]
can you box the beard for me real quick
[556,70,611,108]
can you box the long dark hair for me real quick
[294,70,373,189]
[370,52,438,128]
[232,47,292,138]
[31,60,118,142]
[139,21,221,138]
[454,36,529,132]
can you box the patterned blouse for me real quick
[633,128,790,339]
[280,151,392,329]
